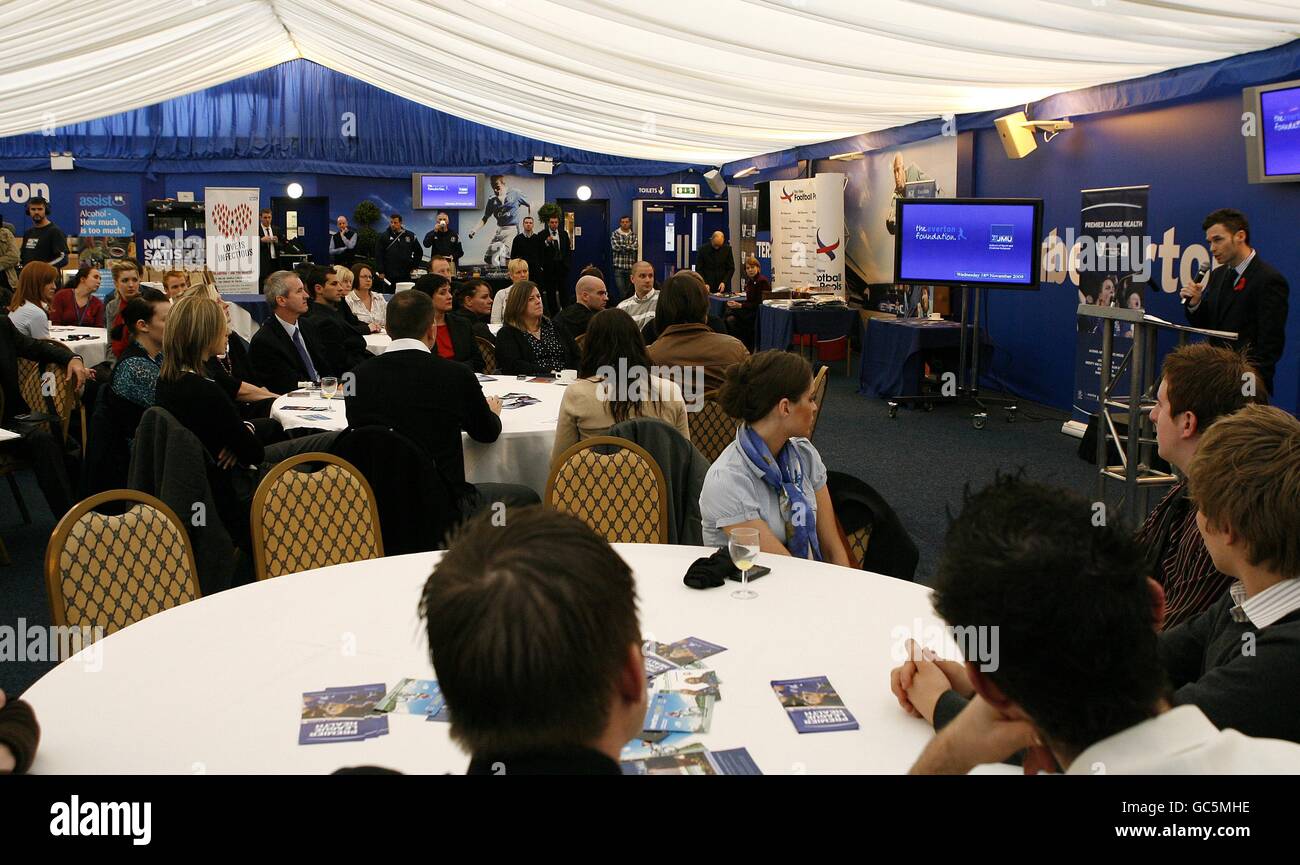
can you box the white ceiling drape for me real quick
[2,0,1298,164]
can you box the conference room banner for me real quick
[205,187,260,294]
[769,172,845,297]
[1071,185,1150,422]
[76,192,134,284]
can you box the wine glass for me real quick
[321,377,338,400]
[728,527,760,600]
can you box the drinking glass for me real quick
[321,377,339,400]
[728,527,761,600]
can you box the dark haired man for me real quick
[257,208,282,287]
[902,476,1300,773]
[301,264,368,375]
[509,215,544,286]
[1181,208,1289,395]
[20,196,67,270]
[421,506,646,773]
[609,215,637,305]
[538,214,571,314]
[379,214,421,286]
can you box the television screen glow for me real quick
[893,198,1042,289]
[413,174,479,209]
[1260,86,1300,177]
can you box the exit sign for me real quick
[671,183,700,198]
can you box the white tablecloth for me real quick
[48,326,108,367]
[269,374,566,493]
[22,545,953,774]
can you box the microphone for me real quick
[1183,260,1209,306]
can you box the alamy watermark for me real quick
[890,618,1000,672]
[0,619,104,671]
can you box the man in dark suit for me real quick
[695,231,735,294]
[0,316,90,516]
[346,290,537,514]
[248,270,329,394]
[257,208,284,288]
[555,275,609,340]
[1183,208,1290,396]
[378,213,422,286]
[509,215,545,285]
[537,215,571,316]
[299,264,369,375]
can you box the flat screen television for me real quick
[893,198,1042,289]
[411,174,481,209]
[1245,79,1300,183]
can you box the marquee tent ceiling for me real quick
[3,0,1299,165]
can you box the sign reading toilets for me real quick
[769,172,845,298]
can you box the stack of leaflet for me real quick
[298,683,390,745]
[376,678,451,723]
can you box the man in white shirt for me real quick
[616,261,658,329]
[897,475,1300,775]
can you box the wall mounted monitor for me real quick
[1245,79,1300,183]
[412,174,481,209]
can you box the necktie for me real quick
[292,326,319,382]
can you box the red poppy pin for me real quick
[1234,276,1246,292]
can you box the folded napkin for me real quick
[684,547,737,590]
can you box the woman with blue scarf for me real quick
[699,351,851,566]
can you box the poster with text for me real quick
[204,187,260,294]
[76,193,135,287]
[768,173,845,298]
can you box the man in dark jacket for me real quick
[537,215,572,315]
[423,211,464,269]
[695,231,735,294]
[554,275,608,340]
[378,214,422,285]
[1182,208,1289,396]
[248,270,330,393]
[300,264,369,376]
[509,215,545,285]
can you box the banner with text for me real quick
[1071,185,1150,423]
[204,187,259,294]
[769,173,845,298]
[76,193,134,288]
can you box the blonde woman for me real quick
[490,257,530,324]
[344,263,385,331]
[184,284,279,413]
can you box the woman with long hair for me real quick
[7,261,59,339]
[493,279,578,375]
[50,264,106,327]
[550,308,689,461]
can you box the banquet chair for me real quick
[476,336,496,374]
[690,395,738,463]
[809,366,829,440]
[45,489,200,637]
[574,333,587,352]
[250,452,383,580]
[17,356,85,448]
[545,436,668,544]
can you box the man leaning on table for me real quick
[896,475,1300,774]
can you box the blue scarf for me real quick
[738,424,821,561]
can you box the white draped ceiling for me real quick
[3,0,1299,164]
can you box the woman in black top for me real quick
[451,277,495,344]
[494,280,579,375]
[415,274,485,371]
[725,256,769,349]
[186,285,279,421]
[156,296,337,549]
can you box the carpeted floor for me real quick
[0,366,1115,698]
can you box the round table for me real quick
[22,545,952,774]
[269,374,566,493]
[48,326,109,367]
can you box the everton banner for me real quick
[1071,185,1150,423]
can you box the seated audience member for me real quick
[162,270,190,300]
[551,309,689,461]
[50,264,106,327]
[451,277,495,343]
[0,313,89,517]
[645,271,748,392]
[186,285,278,420]
[346,289,536,516]
[1138,343,1259,629]
[901,474,1300,774]
[1158,403,1300,744]
[641,270,728,344]
[428,255,454,279]
[421,506,647,774]
[103,292,171,442]
[345,263,386,330]
[106,261,142,358]
[331,264,375,334]
[301,264,368,374]
[412,274,485,371]
[249,270,330,394]
[156,296,336,547]
[490,258,530,324]
[494,280,579,375]
[6,260,56,338]
[554,274,609,340]
[0,689,38,774]
[616,261,658,329]
[725,256,768,348]
[699,351,850,565]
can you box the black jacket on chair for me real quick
[248,314,330,394]
[0,315,74,424]
[608,416,707,545]
[826,470,918,581]
[1185,255,1289,395]
[304,302,370,376]
[449,307,494,344]
[345,347,501,498]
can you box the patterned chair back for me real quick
[45,490,200,637]
[17,355,83,444]
[691,394,739,463]
[476,336,496,375]
[810,365,829,439]
[845,524,872,571]
[545,436,669,543]
[250,452,383,580]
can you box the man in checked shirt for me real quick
[1139,342,1262,629]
